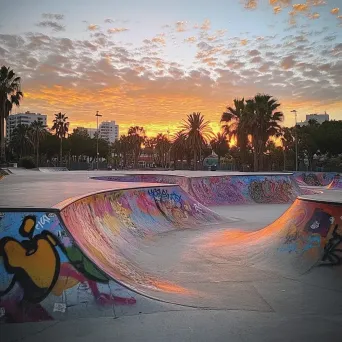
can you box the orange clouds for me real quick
[107,27,129,34]
[331,8,339,15]
[87,24,99,31]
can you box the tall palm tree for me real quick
[181,112,213,170]
[210,132,229,166]
[30,120,47,167]
[155,133,171,168]
[51,112,69,166]
[246,94,284,171]
[0,66,23,162]
[128,126,146,168]
[221,98,249,170]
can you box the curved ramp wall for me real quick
[92,173,302,205]
[0,185,222,323]
[327,175,342,189]
[199,197,342,275]
[293,172,338,186]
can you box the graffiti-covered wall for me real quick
[0,211,141,323]
[0,185,222,323]
[92,174,302,206]
[293,172,338,186]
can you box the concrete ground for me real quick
[1,170,342,342]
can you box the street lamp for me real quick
[291,110,298,171]
[95,111,102,170]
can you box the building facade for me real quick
[6,111,47,140]
[298,113,329,126]
[77,121,119,143]
[99,121,119,143]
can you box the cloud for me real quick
[307,12,320,19]
[240,39,248,45]
[107,27,129,34]
[104,18,114,23]
[280,55,296,69]
[248,49,260,56]
[273,6,282,14]
[176,21,187,32]
[42,13,64,20]
[151,35,166,45]
[243,0,257,9]
[36,21,65,32]
[292,4,309,12]
[87,24,99,31]
[184,36,197,43]
[331,8,339,15]
[200,19,211,31]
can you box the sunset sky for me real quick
[0,0,341,136]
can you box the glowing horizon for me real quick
[1,0,341,138]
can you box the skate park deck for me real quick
[1,170,342,342]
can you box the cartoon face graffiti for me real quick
[0,216,61,303]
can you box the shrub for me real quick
[19,156,36,169]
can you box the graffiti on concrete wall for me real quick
[277,200,342,262]
[0,212,136,323]
[248,179,293,204]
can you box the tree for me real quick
[280,127,295,170]
[221,98,249,170]
[181,112,213,170]
[51,112,69,166]
[9,124,32,159]
[245,94,284,171]
[210,132,229,166]
[171,131,189,169]
[154,133,171,168]
[30,120,47,167]
[127,126,146,168]
[0,66,23,162]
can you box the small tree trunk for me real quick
[36,137,39,167]
[60,136,63,166]
[0,106,6,163]
[193,149,197,171]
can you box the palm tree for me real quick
[154,133,171,168]
[51,112,69,166]
[0,66,23,162]
[128,126,146,168]
[280,127,294,170]
[246,94,284,171]
[181,112,213,170]
[171,131,188,169]
[9,124,32,159]
[221,98,249,170]
[30,120,47,167]
[210,132,229,166]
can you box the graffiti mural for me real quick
[293,172,338,187]
[0,212,137,323]
[276,199,342,264]
[92,174,301,206]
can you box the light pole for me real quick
[95,111,102,170]
[291,110,298,171]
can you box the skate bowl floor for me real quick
[1,171,342,341]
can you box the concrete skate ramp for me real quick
[1,183,342,324]
[293,171,338,186]
[92,173,302,205]
[38,167,69,172]
[327,175,342,189]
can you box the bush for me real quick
[19,156,36,169]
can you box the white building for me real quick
[77,121,119,143]
[99,121,119,143]
[298,113,329,126]
[76,127,98,139]
[6,111,47,140]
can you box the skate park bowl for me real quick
[1,170,342,341]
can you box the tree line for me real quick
[1,65,342,171]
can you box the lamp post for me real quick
[95,111,102,170]
[291,110,298,171]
